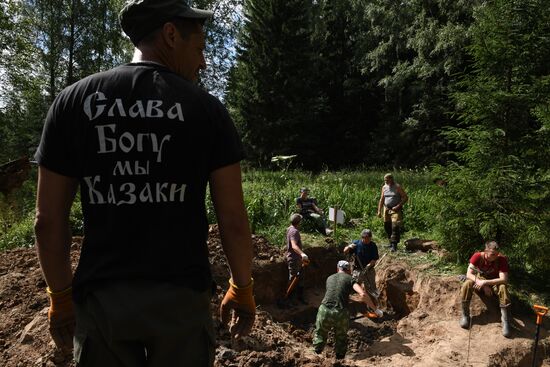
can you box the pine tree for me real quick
[434,0,550,276]
[357,0,477,166]
[0,0,132,162]
[227,0,321,168]
[312,0,374,167]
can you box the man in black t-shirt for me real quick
[33,0,255,365]
[295,187,332,235]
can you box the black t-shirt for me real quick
[296,197,317,215]
[35,62,244,301]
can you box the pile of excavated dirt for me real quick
[1,226,549,367]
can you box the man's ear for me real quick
[161,22,178,48]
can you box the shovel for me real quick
[532,304,548,367]
[284,259,309,298]
[277,260,309,308]
[350,311,381,321]
[354,253,386,302]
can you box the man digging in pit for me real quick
[459,240,512,337]
[33,0,255,365]
[343,229,380,307]
[313,260,383,360]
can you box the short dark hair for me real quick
[290,213,302,225]
[485,240,500,251]
[361,229,372,238]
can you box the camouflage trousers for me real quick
[303,212,328,235]
[312,304,349,356]
[383,207,403,243]
[460,276,511,307]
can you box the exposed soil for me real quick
[1,226,549,367]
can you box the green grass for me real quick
[209,167,442,248]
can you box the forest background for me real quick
[0,0,549,296]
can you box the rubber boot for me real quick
[384,222,392,241]
[459,301,470,329]
[296,286,307,305]
[501,306,511,338]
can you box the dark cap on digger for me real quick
[120,0,213,46]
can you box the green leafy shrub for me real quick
[69,199,84,236]
[432,0,550,277]
[0,211,35,250]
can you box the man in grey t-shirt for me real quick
[377,173,408,252]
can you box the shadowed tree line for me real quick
[227,0,478,169]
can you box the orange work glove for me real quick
[219,278,256,339]
[47,286,75,352]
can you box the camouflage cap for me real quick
[337,260,350,271]
[120,0,213,46]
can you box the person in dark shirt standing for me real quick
[33,0,255,365]
[313,260,382,359]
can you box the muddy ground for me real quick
[1,225,549,367]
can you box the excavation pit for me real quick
[0,227,549,366]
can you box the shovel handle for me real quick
[534,304,548,325]
[284,261,309,298]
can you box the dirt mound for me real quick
[1,230,549,366]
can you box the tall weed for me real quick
[233,168,439,247]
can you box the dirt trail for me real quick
[1,226,549,366]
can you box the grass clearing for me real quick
[228,167,441,248]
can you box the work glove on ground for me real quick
[220,278,256,339]
[47,287,75,353]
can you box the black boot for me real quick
[296,286,307,305]
[384,222,392,240]
[459,301,470,329]
[501,306,511,338]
